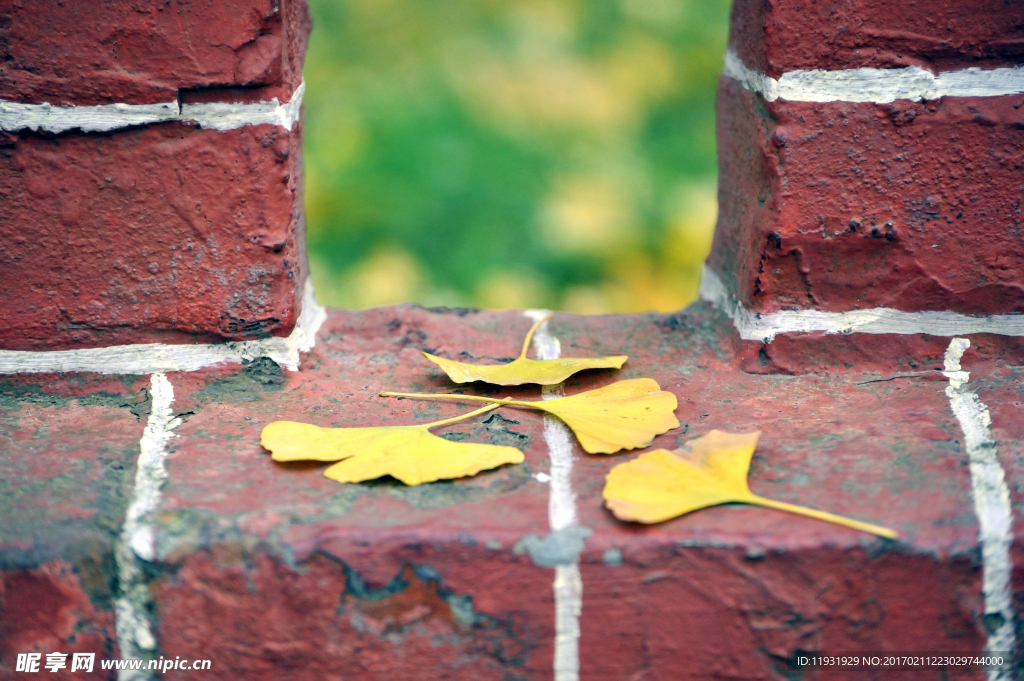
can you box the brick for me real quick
[0,122,306,350]
[0,562,118,680]
[76,306,1012,678]
[736,330,1024,376]
[0,374,146,677]
[0,0,310,106]
[577,551,982,679]
[729,0,1024,77]
[0,373,146,565]
[156,549,552,680]
[709,77,1024,317]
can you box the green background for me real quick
[302,0,730,313]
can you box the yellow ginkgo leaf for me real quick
[602,430,897,538]
[381,378,679,454]
[261,404,524,486]
[422,314,627,386]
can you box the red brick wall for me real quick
[0,1,311,351]
[708,1,1024,319]
[3,5,1024,679]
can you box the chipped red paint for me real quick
[156,550,551,680]
[728,0,1024,77]
[710,78,1024,317]
[578,550,983,680]
[0,0,309,106]
[0,561,118,678]
[0,122,306,350]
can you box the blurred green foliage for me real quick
[303,0,730,312]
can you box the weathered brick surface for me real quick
[156,548,551,680]
[0,562,118,680]
[1,0,1019,676]
[4,307,1023,676]
[729,0,1024,77]
[0,122,306,350]
[577,551,982,680]
[0,0,310,106]
[0,307,1003,678]
[0,374,146,679]
[737,329,1024,376]
[709,77,1024,317]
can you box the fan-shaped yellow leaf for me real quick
[423,353,628,386]
[602,430,897,538]
[381,378,680,455]
[261,404,524,486]
[422,314,627,386]
[532,378,679,454]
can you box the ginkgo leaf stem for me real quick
[420,403,501,429]
[380,392,537,409]
[748,495,898,539]
[518,314,554,360]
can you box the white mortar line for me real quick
[0,99,180,134]
[699,266,1024,342]
[524,309,582,681]
[942,339,1015,677]
[0,81,304,134]
[723,49,1024,104]
[0,279,326,375]
[114,373,181,681]
[550,565,583,681]
[181,81,304,132]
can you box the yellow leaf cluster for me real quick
[263,313,892,543]
[262,313,676,486]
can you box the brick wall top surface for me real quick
[155,306,980,557]
[0,0,310,106]
[730,0,1024,78]
[6,306,1021,677]
[0,374,147,567]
